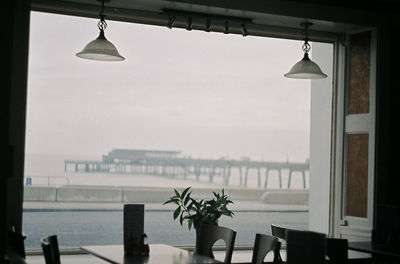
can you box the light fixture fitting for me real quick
[167,15,176,29]
[241,24,248,37]
[284,22,327,79]
[186,16,193,31]
[76,0,125,62]
[223,20,229,34]
[162,9,252,35]
[205,18,211,32]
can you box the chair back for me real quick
[270,224,296,263]
[326,238,348,264]
[286,230,326,264]
[196,225,236,264]
[271,224,295,241]
[8,228,26,258]
[251,233,281,264]
[40,235,61,264]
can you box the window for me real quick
[334,30,376,240]
[23,11,334,249]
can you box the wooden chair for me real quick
[8,227,26,259]
[40,235,61,264]
[270,224,296,241]
[326,238,348,264]
[270,224,296,263]
[286,230,326,264]
[251,233,281,264]
[195,225,236,264]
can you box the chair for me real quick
[40,235,61,264]
[271,224,296,241]
[251,233,281,264]
[286,230,326,264]
[195,225,236,264]
[270,224,296,262]
[8,227,26,259]
[326,238,348,264]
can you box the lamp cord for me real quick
[97,0,107,32]
[302,23,311,54]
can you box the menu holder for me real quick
[123,204,149,255]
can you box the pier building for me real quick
[65,149,309,189]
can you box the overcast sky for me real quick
[25,11,320,162]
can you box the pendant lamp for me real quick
[76,0,125,61]
[284,22,327,79]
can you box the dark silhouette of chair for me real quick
[251,233,281,264]
[8,227,26,259]
[326,238,348,264]
[286,230,326,264]
[40,235,61,264]
[271,224,296,241]
[195,225,236,264]
[270,224,297,263]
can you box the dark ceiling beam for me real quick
[31,0,340,43]
[161,0,385,26]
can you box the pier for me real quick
[64,149,309,189]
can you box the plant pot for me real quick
[194,227,201,253]
[194,222,217,257]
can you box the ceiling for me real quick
[31,0,375,42]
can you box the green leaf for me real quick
[173,206,181,220]
[179,212,184,225]
[187,201,194,211]
[165,187,234,232]
[184,192,192,206]
[181,186,191,199]
[163,198,179,205]
[191,198,200,209]
[174,189,180,198]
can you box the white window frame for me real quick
[333,29,376,240]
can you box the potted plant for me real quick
[163,186,234,248]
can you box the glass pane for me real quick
[346,134,369,218]
[23,11,330,249]
[348,31,371,115]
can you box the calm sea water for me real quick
[23,210,308,249]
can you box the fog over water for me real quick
[24,153,309,189]
[22,13,316,249]
[26,12,311,166]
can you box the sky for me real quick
[25,11,320,162]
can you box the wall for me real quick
[2,0,30,254]
[308,42,334,233]
[23,185,308,204]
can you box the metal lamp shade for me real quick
[284,53,327,79]
[76,32,125,62]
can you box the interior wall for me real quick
[373,18,400,243]
[2,0,30,253]
[309,42,334,234]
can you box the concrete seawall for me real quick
[24,185,308,205]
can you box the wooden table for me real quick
[4,247,27,264]
[348,241,400,260]
[81,244,222,264]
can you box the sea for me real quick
[22,153,309,249]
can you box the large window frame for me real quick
[5,0,379,254]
